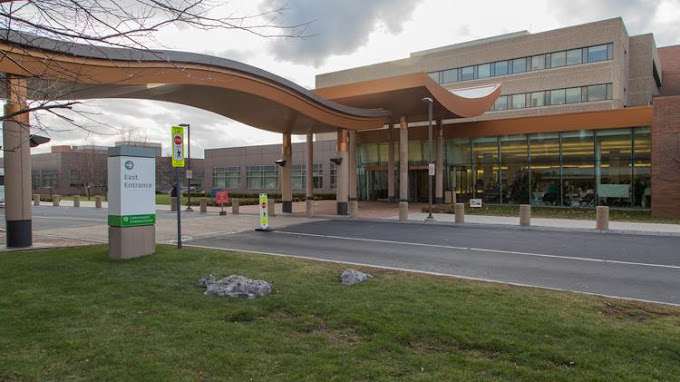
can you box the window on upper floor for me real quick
[586,84,609,101]
[494,61,509,76]
[530,55,545,71]
[565,87,582,104]
[511,94,526,109]
[511,58,527,74]
[460,66,475,81]
[549,89,566,105]
[491,83,612,112]
[587,44,610,63]
[567,49,583,66]
[550,51,567,68]
[427,43,614,86]
[493,95,509,111]
[441,68,458,84]
[478,63,492,79]
[529,91,545,107]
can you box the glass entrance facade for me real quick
[446,127,651,208]
[357,127,651,208]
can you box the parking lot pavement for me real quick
[186,219,680,305]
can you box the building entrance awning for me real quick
[0,31,390,134]
[1,31,500,134]
[314,73,502,124]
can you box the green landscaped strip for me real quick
[107,214,155,227]
[2,245,680,381]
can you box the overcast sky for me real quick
[6,0,680,157]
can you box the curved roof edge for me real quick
[0,30,390,121]
[315,73,501,120]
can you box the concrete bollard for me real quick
[231,198,240,215]
[519,204,531,226]
[305,199,314,217]
[399,201,408,222]
[268,200,276,217]
[596,206,609,231]
[33,194,40,206]
[52,195,61,207]
[200,198,208,214]
[170,197,177,212]
[454,203,465,224]
[95,196,103,209]
[350,199,359,217]
[73,195,80,208]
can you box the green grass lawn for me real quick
[429,204,680,224]
[2,246,680,381]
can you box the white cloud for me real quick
[3,0,678,158]
[259,0,422,66]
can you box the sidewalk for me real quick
[23,200,680,237]
[406,212,680,236]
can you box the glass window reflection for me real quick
[500,135,529,204]
[529,134,561,206]
[561,131,595,207]
[472,137,500,202]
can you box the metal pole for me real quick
[184,123,193,211]
[424,98,434,221]
[176,167,182,249]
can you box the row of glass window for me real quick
[212,167,241,189]
[429,43,614,85]
[32,170,59,188]
[213,164,335,191]
[446,128,651,208]
[357,141,435,166]
[492,83,613,111]
[291,164,324,190]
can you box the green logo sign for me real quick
[108,214,156,227]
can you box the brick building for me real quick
[201,18,680,217]
[0,142,205,196]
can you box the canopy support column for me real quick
[3,76,32,248]
[281,132,293,214]
[336,129,349,216]
[387,124,396,202]
[399,116,409,222]
[435,120,445,204]
[305,130,314,217]
[349,130,358,216]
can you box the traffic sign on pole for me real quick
[171,125,185,249]
[171,126,185,168]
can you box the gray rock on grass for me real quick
[198,274,272,299]
[341,269,373,286]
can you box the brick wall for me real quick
[651,96,680,218]
[658,45,680,96]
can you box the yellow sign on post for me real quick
[256,193,270,231]
[171,125,185,168]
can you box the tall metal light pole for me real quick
[422,97,435,221]
[179,123,192,211]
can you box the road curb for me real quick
[307,214,680,238]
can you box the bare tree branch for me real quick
[0,0,312,137]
